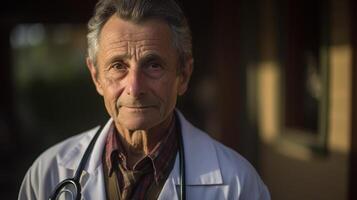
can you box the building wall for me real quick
[257,0,352,199]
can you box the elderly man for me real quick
[19,0,270,199]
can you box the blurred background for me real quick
[0,0,356,199]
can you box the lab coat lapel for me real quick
[81,165,107,200]
[176,111,223,185]
[157,155,180,200]
[57,119,114,199]
[81,119,113,199]
[158,111,223,199]
[56,112,224,199]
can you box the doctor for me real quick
[18,0,270,199]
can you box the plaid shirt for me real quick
[104,116,178,200]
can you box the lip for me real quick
[122,106,154,109]
[122,106,153,113]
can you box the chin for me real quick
[117,115,159,131]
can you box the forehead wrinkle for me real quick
[135,43,162,59]
[100,30,172,64]
[102,31,160,48]
[101,43,161,66]
[131,38,169,62]
[101,41,129,62]
[101,38,127,51]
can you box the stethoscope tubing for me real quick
[49,112,186,200]
[74,125,102,181]
[48,126,103,200]
[177,114,186,200]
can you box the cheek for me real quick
[101,78,125,115]
[155,77,179,106]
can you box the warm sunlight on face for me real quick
[87,15,191,132]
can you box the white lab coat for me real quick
[18,111,270,200]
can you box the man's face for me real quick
[87,15,192,131]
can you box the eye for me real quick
[148,63,162,70]
[106,61,128,79]
[144,62,165,78]
[110,62,127,72]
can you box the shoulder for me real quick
[179,114,259,180]
[212,138,258,179]
[180,115,270,199]
[214,139,270,199]
[34,127,97,168]
[18,127,98,199]
[192,127,261,180]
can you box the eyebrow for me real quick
[103,53,167,69]
[104,54,130,68]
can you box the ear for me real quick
[178,57,194,96]
[86,57,104,96]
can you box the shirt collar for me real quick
[104,115,178,182]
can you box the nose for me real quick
[125,69,146,97]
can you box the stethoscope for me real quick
[49,114,186,200]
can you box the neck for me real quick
[115,114,174,167]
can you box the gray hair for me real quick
[87,0,192,70]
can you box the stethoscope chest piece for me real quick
[49,178,81,200]
[49,112,186,200]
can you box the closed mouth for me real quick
[124,106,154,109]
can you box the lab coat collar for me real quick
[57,119,113,200]
[58,118,113,174]
[170,110,223,185]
